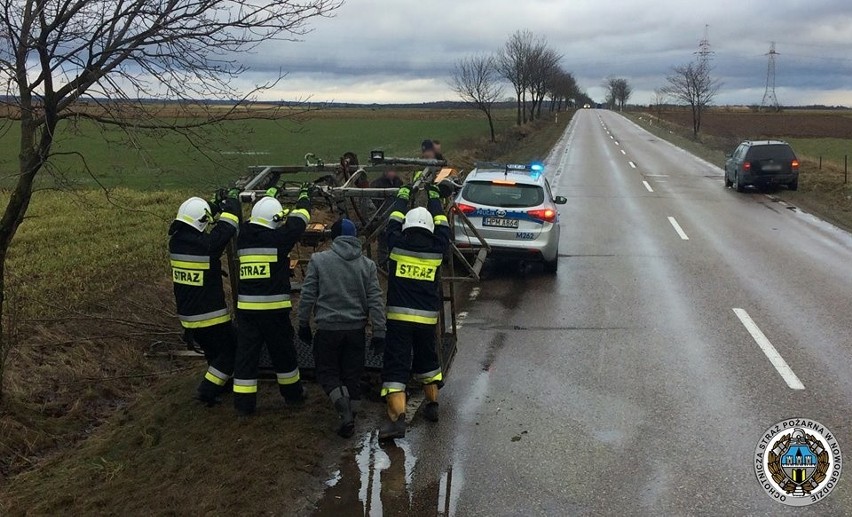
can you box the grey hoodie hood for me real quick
[331,236,363,261]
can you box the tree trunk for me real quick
[486,111,496,142]
[516,95,522,126]
[522,90,528,124]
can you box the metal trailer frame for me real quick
[227,153,491,377]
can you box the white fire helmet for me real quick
[402,207,434,234]
[175,197,212,232]
[250,197,285,229]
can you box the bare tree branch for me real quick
[450,54,503,142]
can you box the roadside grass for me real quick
[626,112,852,232]
[1,373,339,516]
[0,108,515,190]
[0,108,573,507]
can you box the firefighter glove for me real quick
[299,183,311,200]
[428,184,441,200]
[265,187,279,198]
[227,188,241,199]
[397,186,411,200]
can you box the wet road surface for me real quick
[314,110,852,516]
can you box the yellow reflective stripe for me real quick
[219,212,239,224]
[276,369,300,385]
[390,211,405,222]
[233,384,257,394]
[180,314,231,329]
[380,383,406,397]
[387,312,438,325]
[170,260,210,270]
[434,214,449,226]
[205,371,227,386]
[239,255,278,263]
[415,371,443,384]
[389,253,443,267]
[237,300,293,310]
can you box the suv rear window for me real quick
[462,181,544,208]
[746,145,796,161]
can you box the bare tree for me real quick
[450,54,504,142]
[498,29,534,126]
[548,70,579,112]
[0,0,341,401]
[662,60,720,138]
[604,77,632,111]
[526,44,561,120]
[652,88,667,123]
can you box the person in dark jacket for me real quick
[379,182,451,440]
[297,219,386,437]
[432,139,445,162]
[232,185,311,415]
[168,190,241,405]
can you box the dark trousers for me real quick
[313,328,366,401]
[381,320,442,394]
[193,322,237,398]
[233,310,302,414]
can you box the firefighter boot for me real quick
[280,381,307,407]
[379,391,407,441]
[423,383,439,423]
[330,387,355,438]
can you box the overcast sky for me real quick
[237,0,852,106]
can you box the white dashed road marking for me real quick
[628,161,637,169]
[643,181,654,193]
[667,216,689,240]
[732,308,805,390]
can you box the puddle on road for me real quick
[315,431,462,516]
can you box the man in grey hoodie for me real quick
[298,219,386,437]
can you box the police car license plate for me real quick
[483,217,519,228]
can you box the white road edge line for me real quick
[667,216,689,240]
[628,161,637,169]
[732,308,805,390]
[642,181,654,193]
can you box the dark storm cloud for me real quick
[241,0,852,104]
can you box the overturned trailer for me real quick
[225,151,491,381]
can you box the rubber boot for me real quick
[281,381,307,407]
[196,380,223,407]
[379,391,407,441]
[422,383,439,423]
[330,387,355,438]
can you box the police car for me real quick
[454,163,566,273]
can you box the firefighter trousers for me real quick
[233,310,302,414]
[381,320,443,397]
[313,328,366,402]
[194,322,237,399]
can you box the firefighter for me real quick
[379,180,451,440]
[168,190,241,405]
[232,184,312,415]
[297,219,386,437]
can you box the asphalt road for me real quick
[315,109,852,516]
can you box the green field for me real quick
[0,109,516,190]
[785,138,852,169]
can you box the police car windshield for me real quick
[462,181,544,208]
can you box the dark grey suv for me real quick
[724,140,800,192]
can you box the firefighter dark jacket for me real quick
[385,196,451,325]
[236,197,311,311]
[168,204,240,329]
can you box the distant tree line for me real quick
[450,29,592,142]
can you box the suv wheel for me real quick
[788,178,799,191]
[734,172,745,193]
[724,173,733,188]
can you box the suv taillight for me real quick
[792,159,800,170]
[455,203,476,214]
[528,208,556,223]
[743,162,752,171]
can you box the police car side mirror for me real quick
[554,196,568,205]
